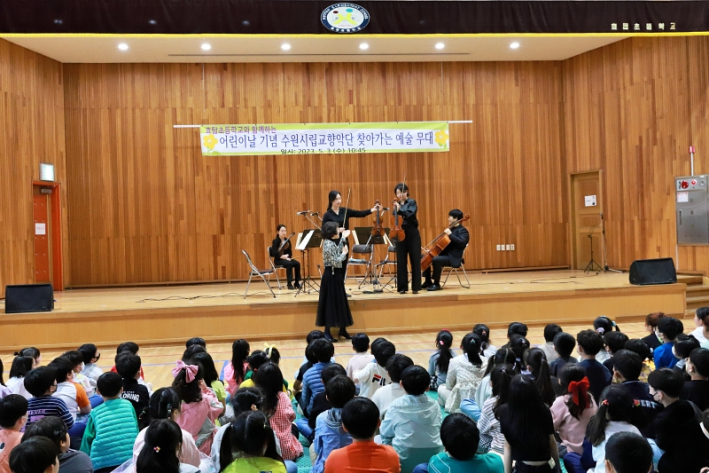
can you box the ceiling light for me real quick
[148,20,157,25]
[281,43,291,51]
[435,42,445,50]
[510,42,520,49]
[118,43,129,51]
[201,43,211,51]
[359,43,369,50]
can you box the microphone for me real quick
[311,212,319,216]
[296,210,310,215]
[381,207,390,211]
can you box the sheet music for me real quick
[296,230,313,251]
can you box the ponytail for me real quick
[524,348,555,406]
[462,333,483,367]
[587,385,647,446]
[473,324,491,351]
[435,330,454,374]
[144,388,180,427]
[491,364,514,419]
[136,419,182,473]
[219,423,236,472]
[484,348,516,376]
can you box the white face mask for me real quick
[81,362,85,371]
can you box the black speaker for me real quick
[5,284,54,313]
[629,258,677,285]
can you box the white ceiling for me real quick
[0,34,628,63]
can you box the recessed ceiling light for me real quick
[54,19,63,25]
[242,20,250,26]
[281,43,291,51]
[435,42,445,50]
[148,20,157,25]
[201,43,211,51]
[118,43,129,51]
[510,42,520,49]
[359,43,369,50]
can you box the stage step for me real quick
[686,295,709,311]
[687,285,709,298]
[678,275,705,286]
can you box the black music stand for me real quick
[351,226,390,292]
[295,229,322,297]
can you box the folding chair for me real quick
[267,247,287,290]
[375,236,398,288]
[241,250,278,298]
[345,231,374,285]
[441,244,471,289]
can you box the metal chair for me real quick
[267,247,287,290]
[375,242,398,289]
[441,244,471,289]
[345,231,374,285]
[241,250,278,298]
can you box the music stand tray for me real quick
[295,229,323,297]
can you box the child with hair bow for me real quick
[550,364,598,457]
[171,360,223,454]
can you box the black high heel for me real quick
[324,330,337,343]
[338,328,352,340]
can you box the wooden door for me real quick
[570,172,603,270]
[33,190,52,283]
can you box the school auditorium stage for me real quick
[0,270,690,352]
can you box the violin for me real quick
[390,174,407,242]
[278,232,295,256]
[421,214,470,272]
[372,200,385,237]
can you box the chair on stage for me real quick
[375,238,398,288]
[266,247,286,290]
[345,230,375,285]
[241,250,278,298]
[440,244,471,289]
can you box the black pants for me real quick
[423,255,452,286]
[276,259,301,284]
[396,226,422,292]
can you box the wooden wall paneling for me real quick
[0,39,66,297]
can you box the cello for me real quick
[390,174,407,242]
[421,214,470,273]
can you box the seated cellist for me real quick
[422,209,470,291]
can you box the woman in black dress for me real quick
[269,224,301,290]
[393,183,422,294]
[322,190,380,271]
[315,222,353,343]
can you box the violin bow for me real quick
[342,187,352,232]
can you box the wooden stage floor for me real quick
[0,270,686,351]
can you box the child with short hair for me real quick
[611,349,661,434]
[9,437,60,473]
[5,356,33,400]
[171,360,223,454]
[48,357,91,447]
[500,322,528,349]
[77,344,102,383]
[681,347,709,411]
[0,394,27,473]
[116,353,150,424]
[416,413,503,473]
[654,316,684,369]
[576,330,612,402]
[642,312,665,353]
[186,337,207,349]
[623,339,653,382]
[81,372,139,472]
[372,354,413,419]
[672,333,700,372]
[22,416,93,473]
[550,332,578,377]
[135,419,199,473]
[541,324,562,363]
[648,368,709,472]
[324,398,400,473]
[380,366,443,471]
[346,333,374,381]
[297,363,347,442]
[311,376,357,473]
[354,339,396,399]
[428,330,454,390]
[603,431,653,473]
[602,331,629,374]
[24,367,75,431]
[62,350,95,398]
[302,339,336,415]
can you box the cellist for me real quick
[393,183,422,294]
[422,209,470,291]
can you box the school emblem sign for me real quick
[321,3,370,33]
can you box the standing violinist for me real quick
[422,209,469,291]
[393,183,422,294]
[270,224,301,290]
[322,190,381,274]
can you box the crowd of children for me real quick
[2,311,709,473]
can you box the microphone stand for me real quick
[600,211,623,273]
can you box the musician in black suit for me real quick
[422,209,469,291]
[270,224,301,290]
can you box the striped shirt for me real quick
[27,395,75,429]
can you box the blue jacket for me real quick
[302,362,332,414]
[380,394,443,462]
[311,408,352,473]
[654,342,679,369]
[80,398,139,470]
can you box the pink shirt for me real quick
[346,353,375,381]
[550,394,598,454]
[270,391,303,461]
[176,387,224,454]
[0,429,23,473]
[223,362,249,397]
[133,426,201,468]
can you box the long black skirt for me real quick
[315,266,353,328]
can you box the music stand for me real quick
[351,226,390,292]
[295,229,323,297]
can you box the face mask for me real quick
[81,362,85,371]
